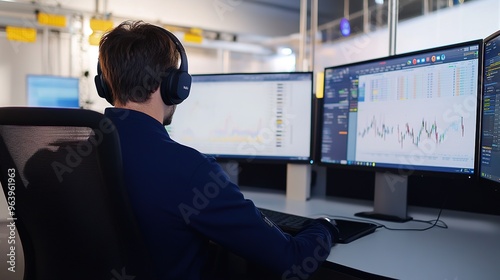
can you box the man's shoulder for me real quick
[174,142,216,164]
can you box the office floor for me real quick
[0,221,24,280]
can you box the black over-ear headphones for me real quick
[94,26,191,106]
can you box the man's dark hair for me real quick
[98,20,180,105]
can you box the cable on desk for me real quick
[316,189,450,232]
[320,211,447,231]
[377,188,450,231]
[380,207,448,231]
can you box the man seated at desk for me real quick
[96,20,339,279]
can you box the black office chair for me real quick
[0,107,157,280]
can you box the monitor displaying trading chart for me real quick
[168,72,314,162]
[320,40,482,174]
[319,39,482,222]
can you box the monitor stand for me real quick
[355,172,412,223]
[219,161,240,185]
[286,163,311,200]
[220,162,311,200]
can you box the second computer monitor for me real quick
[320,39,483,221]
[27,75,80,108]
[479,30,500,191]
[168,72,314,163]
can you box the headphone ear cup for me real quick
[94,74,108,103]
[94,63,114,105]
[160,70,191,105]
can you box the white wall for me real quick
[0,32,43,106]
[0,29,74,107]
[396,0,500,53]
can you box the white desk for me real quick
[241,187,500,280]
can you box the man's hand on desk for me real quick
[316,217,340,244]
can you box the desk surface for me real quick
[241,187,500,280]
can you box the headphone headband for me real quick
[161,27,188,73]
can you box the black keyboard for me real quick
[258,208,378,244]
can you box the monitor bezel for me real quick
[318,39,484,180]
[26,74,80,108]
[176,71,315,164]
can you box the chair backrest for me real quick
[0,107,157,280]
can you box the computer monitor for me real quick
[479,30,500,192]
[168,72,314,163]
[319,39,483,222]
[27,75,80,108]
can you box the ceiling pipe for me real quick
[298,0,308,71]
[388,0,398,56]
[309,0,317,72]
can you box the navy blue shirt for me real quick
[105,108,335,279]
